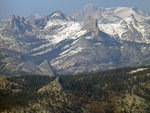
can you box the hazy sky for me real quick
[0,0,150,18]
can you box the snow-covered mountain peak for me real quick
[49,10,68,21]
[121,14,138,26]
[51,11,63,17]
[43,11,68,22]
[99,14,150,43]
[42,10,74,29]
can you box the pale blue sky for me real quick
[0,0,150,18]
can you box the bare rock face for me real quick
[38,60,56,76]
[72,4,104,21]
[82,16,100,37]
[7,15,32,32]
[82,16,117,42]
[38,77,62,94]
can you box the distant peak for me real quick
[130,14,136,20]
[27,13,42,19]
[132,7,149,16]
[9,15,18,22]
[82,16,115,42]
[53,10,63,14]
[10,15,15,19]
[9,15,19,21]
[7,15,19,30]
[84,3,99,10]
[120,14,138,27]
[84,3,95,8]
[126,14,137,23]
[44,10,68,21]
[51,10,63,17]
[83,16,99,29]
[9,15,25,21]
[82,16,100,37]
[7,15,28,32]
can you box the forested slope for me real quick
[0,66,150,112]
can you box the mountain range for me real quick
[0,4,150,76]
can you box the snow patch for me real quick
[95,43,101,46]
[45,19,67,29]
[59,47,83,58]
[71,38,80,45]
[45,21,86,45]
[128,68,149,74]
[63,45,70,49]
[32,43,52,52]
[32,48,52,56]
[51,13,61,18]
[85,36,94,40]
